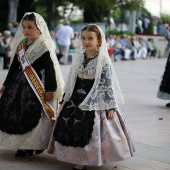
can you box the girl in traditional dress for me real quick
[0,12,64,157]
[157,53,170,107]
[48,24,135,170]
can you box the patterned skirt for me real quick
[0,69,53,149]
[48,77,135,166]
[53,77,95,147]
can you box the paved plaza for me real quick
[0,57,170,170]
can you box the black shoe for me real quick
[15,149,34,157]
[73,165,87,170]
[166,102,170,107]
[35,150,44,154]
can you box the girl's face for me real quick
[22,20,40,42]
[81,30,101,52]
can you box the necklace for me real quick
[81,51,98,79]
[83,51,98,68]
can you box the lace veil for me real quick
[9,12,64,100]
[64,24,124,111]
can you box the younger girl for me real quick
[48,24,135,169]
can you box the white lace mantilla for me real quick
[79,57,118,111]
[26,41,48,64]
[10,12,64,100]
[78,55,97,80]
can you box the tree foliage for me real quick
[0,0,145,31]
[120,0,144,11]
[160,13,170,22]
[33,0,144,23]
[0,0,9,31]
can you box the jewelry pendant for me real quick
[25,50,29,56]
[81,68,87,79]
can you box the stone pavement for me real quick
[0,58,170,170]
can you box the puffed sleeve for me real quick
[41,51,57,92]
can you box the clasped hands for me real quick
[106,109,116,120]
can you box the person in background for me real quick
[11,21,19,36]
[113,36,123,61]
[56,20,74,64]
[157,53,170,107]
[137,37,147,59]
[136,17,143,34]
[153,24,158,35]
[165,26,170,49]
[147,38,157,57]
[50,30,63,61]
[70,32,79,49]
[0,32,3,42]
[7,23,13,33]
[0,30,12,69]
[162,25,170,58]
[143,16,150,34]
[48,24,135,170]
[0,32,4,69]
[0,12,64,157]
[157,21,167,36]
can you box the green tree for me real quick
[121,0,144,11]
[0,0,145,31]
[17,0,35,22]
[33,0,67,28]
[0,0,8,31]
[160,13,170,22]
[79,0,115,23]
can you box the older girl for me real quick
[0,12,64,157]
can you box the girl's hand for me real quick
[106,109,115,120]
[0,85,5,94]
[44,92,53,102]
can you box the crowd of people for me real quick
[136,16,151,34]
[135,16,170,36]
[106,34,159,61]
[0,22,19,69]
[0,30,13,69]
[1,16,170,69]
[0,20,80,68]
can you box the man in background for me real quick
[56,20,74,64]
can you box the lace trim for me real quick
[79,57,118,111]
[78,56,98,80]
[26,41,48,64]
